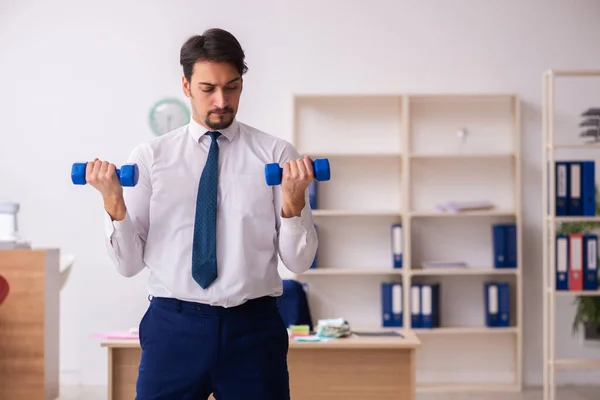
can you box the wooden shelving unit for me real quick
[290,92,522,392]
[542,69,600,400]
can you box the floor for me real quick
[57,385,600,399]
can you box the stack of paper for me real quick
[436,200,495,213]
[421,261,468,269]
[315,318,352,338]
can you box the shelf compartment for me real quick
[293,94,403,155]
[409,156,515,213]
[408,94,517,155]
[308,156,403,212]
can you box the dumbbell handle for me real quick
[71,162,139,187]
[265,158,330,186]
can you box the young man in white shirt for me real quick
[86,27,318,400]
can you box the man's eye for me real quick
[225,85,238,91]
[201,87,214,93]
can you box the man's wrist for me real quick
[104,195,127,221]
[281,198,304,218]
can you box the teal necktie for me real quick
[191,131,220,289]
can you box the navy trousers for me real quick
[135,295,290,400]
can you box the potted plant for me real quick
[557,186,600,339]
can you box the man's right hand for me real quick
[86,158,127,221]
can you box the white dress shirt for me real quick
[104,117,318,307]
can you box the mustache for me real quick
[209,107,233,114]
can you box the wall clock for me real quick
[148,97,190,136]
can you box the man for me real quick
[86,28,318,399]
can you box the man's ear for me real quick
[182,76,191,98]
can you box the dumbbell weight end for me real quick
[265,158,330,186]
[71,162,139,187]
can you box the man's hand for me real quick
[86,158,127,221]
[281,155,314,218]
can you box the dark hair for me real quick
[180,28,248,83]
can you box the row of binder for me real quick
[556,232,598,291]
[381,281,511,328]
[554,160,596,216]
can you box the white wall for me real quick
[1,0,600,388]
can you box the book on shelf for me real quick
[484,281,510,328]
[492,223,517,269]
[391,224,403,269]
[381,282,403,327]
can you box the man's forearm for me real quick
[104,195,127,221]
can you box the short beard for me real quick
[205,107,234,130]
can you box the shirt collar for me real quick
[188,116,239,143]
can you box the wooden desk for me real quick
[0,249,60,400]
[101,330,420,400]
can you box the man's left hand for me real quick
[281,155,314,218]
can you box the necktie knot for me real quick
[207,131,221,141]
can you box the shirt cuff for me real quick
[280,205,312,234]
[104,210,130,240]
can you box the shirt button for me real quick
[196,306,201,311]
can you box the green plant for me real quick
[555,186,600,335]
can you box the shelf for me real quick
[548,215,600,222]
[554,290,600,297]
[417,383,520,393]
[409,153,515,160]
[413,326,518,335]
[542,69,600,400]
[312,209,402,217]
[410,209,515,218]
[552,358,600,370]
[305,152,402,159]
[294,92,522,393]
[410,267,518,276]
[548,143,600,150]
[295,268,403,276]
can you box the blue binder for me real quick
[420,283,440,329]
[581,161,596,216]
[391,224,403,269]
[555,161,569,216]
[583,233,598,290]
[308,181,318,209]
[381,282,403,327]
[556,233,569,290]
[411,284,421,328]
[485,282,510,327]
[492,224,517,268]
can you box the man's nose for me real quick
[214,90,227,108]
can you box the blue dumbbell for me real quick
[71,162,139,187]
[265,158,330,186]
